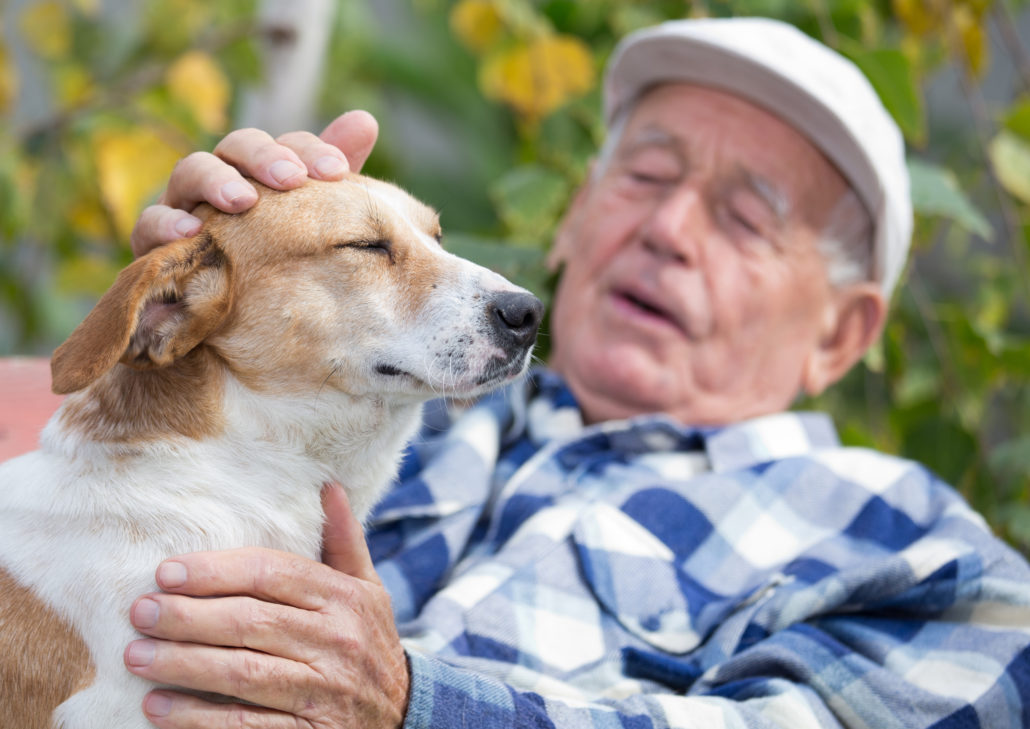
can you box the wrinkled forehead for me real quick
[614,83,851,222]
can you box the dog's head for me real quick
[51,176,542,403]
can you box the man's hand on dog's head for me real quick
[130,110,380,258]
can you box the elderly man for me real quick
[122,17,1030,729]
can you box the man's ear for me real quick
[51,232,232,395]
[801,282,886,397]
[547,162,596,272]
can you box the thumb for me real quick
[321,483,379,584]
[319,110,379,173]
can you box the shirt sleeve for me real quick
[400,502,1030,729]
[403,605,1030,729]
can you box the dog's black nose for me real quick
[489,292,544,349]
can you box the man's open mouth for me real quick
[614,288,681,330]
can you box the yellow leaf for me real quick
[166,50,230,133]
[94,127,184,240]
[988,131,1030,205]
[56,256,124,296]
[951,5,989,76]
[0,41,17,112]
[858,4,882,47]
[450,0,504,54]
[900,32,925,70]
[19,1,72,60]
[892,0,941,36]
[480,34,595,122]
[70,0,100,16]
[68,196,108,239]
[55,63,94,109]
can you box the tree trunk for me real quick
[238,0,337,136]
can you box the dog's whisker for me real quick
[314,364,342,413]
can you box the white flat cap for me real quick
[604,17,913,297]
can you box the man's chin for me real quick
[558,355,677,423]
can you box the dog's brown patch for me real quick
[0,567,95,727]
[57,347,225,444]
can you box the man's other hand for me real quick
[124,484,408,728]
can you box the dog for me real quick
[0,175,543,728]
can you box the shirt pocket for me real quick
[572,502,752,656]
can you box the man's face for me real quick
[548,83,858,425]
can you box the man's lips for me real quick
[609,286,685,333]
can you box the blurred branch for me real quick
[14,20,256,144]
[992,0,1030,94]
[952,38,1030,304]
[806,0,839,47]
[238,0,336,136]
[907,228,960,399]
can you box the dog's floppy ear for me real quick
[51,232,231,394]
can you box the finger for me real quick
[154,548,334,610]
[213,128,308,191]
[160,150,259,213]
[124,639,317,716]
[129,593,322,664]
[141,691,299,729]
[130,205,204,258]
[318,110,379,173]
[275,130,349,180]
[321,483,379,583]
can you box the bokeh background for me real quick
[1,0,1028,554]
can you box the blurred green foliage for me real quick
[1,0,1028,553]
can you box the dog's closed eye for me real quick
[334,239,393,261]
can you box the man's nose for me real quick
[488,292,545,349]
[642,185,706,265]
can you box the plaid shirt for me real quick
[367,369,1030,729]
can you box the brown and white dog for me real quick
[0,176,542,728]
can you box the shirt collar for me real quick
[528,369,840,472]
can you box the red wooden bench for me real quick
[0,357,64,460]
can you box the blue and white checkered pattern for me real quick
[367,369,1030,729]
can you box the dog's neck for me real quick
[55,348,227,445]
[47,347,422,519]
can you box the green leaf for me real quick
[1002,97,1030,141]
[907,158,993,240]
[988,130,1030,205]
[1000,503,1030,551]
[489,164,569,241]
[841,44,925,144]
[988,435,1030,477]
[898,409,978,486]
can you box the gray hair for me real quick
[594,100,875,289]
[816,189,874,288]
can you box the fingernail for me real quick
[269,159,304,184]
[126,640,155,667]
[157,561,187,588]
[173,215,201,238]
[144,692,173,717]
[314,155,346,177]
[133,597,160,629]
[221,180,256,205]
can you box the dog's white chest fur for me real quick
[0,384,421,729]
[0,385,425,728]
